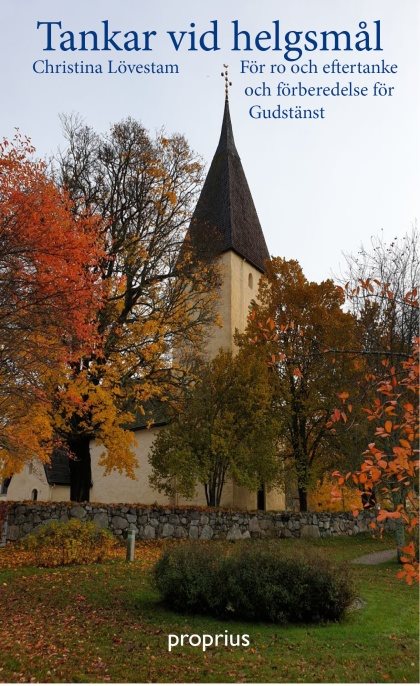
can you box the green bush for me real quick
[222,545,354,623]
[154,543,226,615]
[19,518,117,566]
[154,542,354,624]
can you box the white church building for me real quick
[2,95,285,511]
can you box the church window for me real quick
[248,273,253,289]
[31,489,38,501]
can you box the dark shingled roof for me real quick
[43,402,168,484]
[44,450,71,486]
[187,97,270,273]
[124,399,170,431]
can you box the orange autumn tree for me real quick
[331,278,419,584]
[308,475,360,512]
[329,232,420,477]
[53,117,220,500]
[332,340,419,583]
[330,234,419,584]
[0,133,102,477]
[238,258,358,511]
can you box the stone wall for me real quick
[4,501,383,542]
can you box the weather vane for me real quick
[221,64,232,98]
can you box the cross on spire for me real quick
[221,64,232,100]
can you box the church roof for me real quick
[125,399,169,431]
[44,450,71,486]
[187,97,270,273]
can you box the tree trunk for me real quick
[298,486,308,512]
[207,491,217,507]
[394,519,406,564]
[391,490,406,564]
[68,436,92,502]
[205,481,222,507]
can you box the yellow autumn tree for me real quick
[53,117,220,500]
[308,476,360,512]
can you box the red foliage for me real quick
[0,132,103,358]
[0,133,103,474]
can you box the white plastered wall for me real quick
[205,251,262,357]
[5,462,70,502]
[90,427,235,507]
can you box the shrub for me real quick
[222,545,354,623]
[154,542,354,624]
[19,518,117,566]
[154,543,227,615]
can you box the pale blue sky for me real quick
[1,0,418,282]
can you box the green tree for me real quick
[149,350,281,506]
[240,258,358,511]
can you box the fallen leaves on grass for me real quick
[0,539,417,683]
[0,540,164,570]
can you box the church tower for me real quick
[187,87,270,355]
[181,87,283,509]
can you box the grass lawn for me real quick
[0,533,418,683]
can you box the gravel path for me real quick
[352,549,397,565]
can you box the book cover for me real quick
[0,1,418,684]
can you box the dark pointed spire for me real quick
[216,95,237,156]
[187,79,270,273]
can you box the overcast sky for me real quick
[1,0,418,282]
